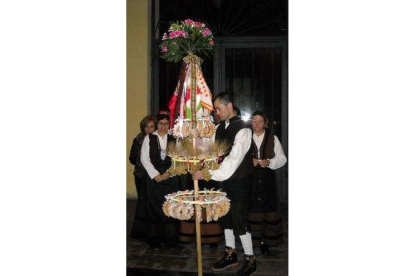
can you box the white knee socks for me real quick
[224,229,236,249]
[225,229,254,256]
[240,232,254,256]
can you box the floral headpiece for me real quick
[156,110,170,122]
[159,19,214,63]
[158,110,170,115]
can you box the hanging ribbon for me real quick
[184,54,203,128]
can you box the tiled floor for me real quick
[127,200,288,276]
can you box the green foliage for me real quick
[159,19,215,63]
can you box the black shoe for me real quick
[259,242,269,255]
[212,247,238,271]
[238,255,257,276]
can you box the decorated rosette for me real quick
[163,189,230,223]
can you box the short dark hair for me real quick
[251,111,269,124]
[213,92,234,105]
[140,115,157,133]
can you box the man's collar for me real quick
[227,116,241,123]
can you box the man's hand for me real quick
[192,170,204,180]
[154,174,163,182]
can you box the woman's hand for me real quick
[161,172,171,180]
[259,159,270,168]
[154,172,171,182]
[253,158,260,167]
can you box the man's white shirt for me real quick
[209,121,252,182]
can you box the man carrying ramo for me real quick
[192,92,256,276]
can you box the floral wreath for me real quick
[159,19,214,63]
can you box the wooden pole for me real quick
[194,179,203,276]
[193,136,203,276]
[191,55,203,275]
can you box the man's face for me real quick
[214,99,232,122]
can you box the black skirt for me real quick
[146,175,180,223]
[250,167,278,213]
[130,174,151,240]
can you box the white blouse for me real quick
[253,132,287,170]
[140,130,169,179]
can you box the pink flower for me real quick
[169,31,178,38]
[162,33,168,40]
[202,27,212,37]
[184,19,195,25]
[161,46,168,53]
[194,21,203,28]
[209,40,214,45]
[169,30,188,39]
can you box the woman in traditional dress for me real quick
[249,111,287,254]
[140,111,180,248]
[129,115,156,240]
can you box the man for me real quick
[193,92,256,276]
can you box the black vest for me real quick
[215,116,254,180]
[252,130,275,160]
[148,133,175,174]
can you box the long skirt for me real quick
[146,175,180,246]
[249,211,283,247]
[130,174,151,241]
[249,167,283,247]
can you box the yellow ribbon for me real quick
[183,54,203,66]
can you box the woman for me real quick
[249,111,287,254]
[140,111,180,248]
[129,115,156,240]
